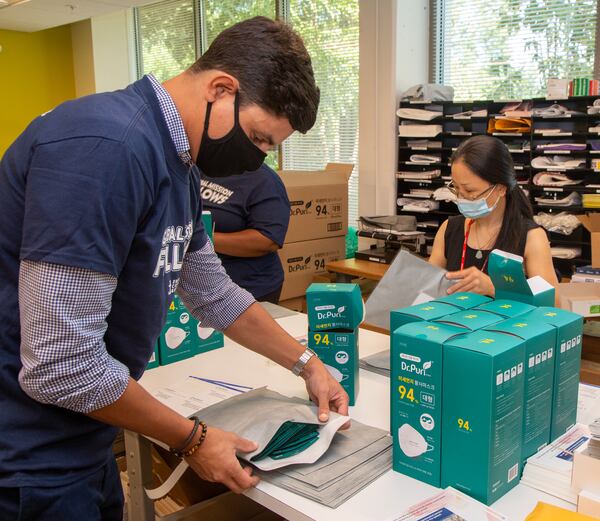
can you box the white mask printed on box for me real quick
[165,327,190,349]
[324,364,350,382]
[398,423,434,458]
[197,323,215,340]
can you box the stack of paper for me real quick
[398,124,443,138]
[534,191,581,207]
[385,487,508,521]
[531,155,586,170]
[396,107,443,121]
[359,350,390,377]
[396,169,441,180]
[408,154,440,164]
[520,424,591,503]
[589,417,600,459]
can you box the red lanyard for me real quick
[460,219,474,271]
[460,219,489,272]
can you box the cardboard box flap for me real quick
[278,163,353,188]
[325,162,354,178]
[578,213,600,233]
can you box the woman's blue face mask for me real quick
[455,184,498,219]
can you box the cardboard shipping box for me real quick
[578,213,600,268]
[558,282,600,317]
[279,163,353,243]
[278,236,346,300]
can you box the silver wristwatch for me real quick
[291,348,316,376]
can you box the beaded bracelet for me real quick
[169,416,200,457]
[183,421,208,458]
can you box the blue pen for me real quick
[188,375,252,393]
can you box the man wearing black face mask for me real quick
[0,17,348,521]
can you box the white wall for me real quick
[358,0,430,219]
[396,0,430,97]
[91,9,136,92]
[71,9,136,97]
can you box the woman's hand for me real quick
[445,266,495,297]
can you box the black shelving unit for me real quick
[397,95,600,277]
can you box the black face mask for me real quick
[195,92,267,177]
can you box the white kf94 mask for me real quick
[164,327,190,349]
[398,423,434,458]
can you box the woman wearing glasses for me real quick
[429,135,558,297]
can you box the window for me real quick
[431,0,598,101]
[134,0,359,226]
[282,1,360,227]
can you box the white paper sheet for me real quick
[151,377,242,417]
[385,487,508,521]
[577,383,600,425]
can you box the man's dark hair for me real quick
[189,16,319,134]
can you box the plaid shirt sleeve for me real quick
[18,260,129,414]
[177,239,256,331]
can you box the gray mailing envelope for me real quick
[364,249,453,330]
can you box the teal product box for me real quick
[306,283,364,331]
[441,330,525,505]
[474,299,535,319]
[202,210,213,240]
[308,330,359,406]
[487,317,556,463]
[159,295,224,365]
[147,342,160,369]
[390,302,459,334]
[391,321,465,487]
[433,292,492,310]
[435,309,503,331]
[488,250,555,307]
[520,307,584,441]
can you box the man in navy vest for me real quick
[0,17,348,520]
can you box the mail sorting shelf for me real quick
[396,95,600,277]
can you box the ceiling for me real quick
[0,0,155,32]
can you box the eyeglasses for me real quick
[446,180,496,201]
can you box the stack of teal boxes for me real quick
[153,211,225,368]
[390,279,583,505]
[306,283,364,406]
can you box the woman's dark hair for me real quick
[189,16,319,134]
[451,135,533,254]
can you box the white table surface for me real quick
[140,313,577,521]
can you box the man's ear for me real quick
[205,72,239,103]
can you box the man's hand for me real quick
[301,356,350,428]
[185,426,259,494]
[446,266,495,296]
